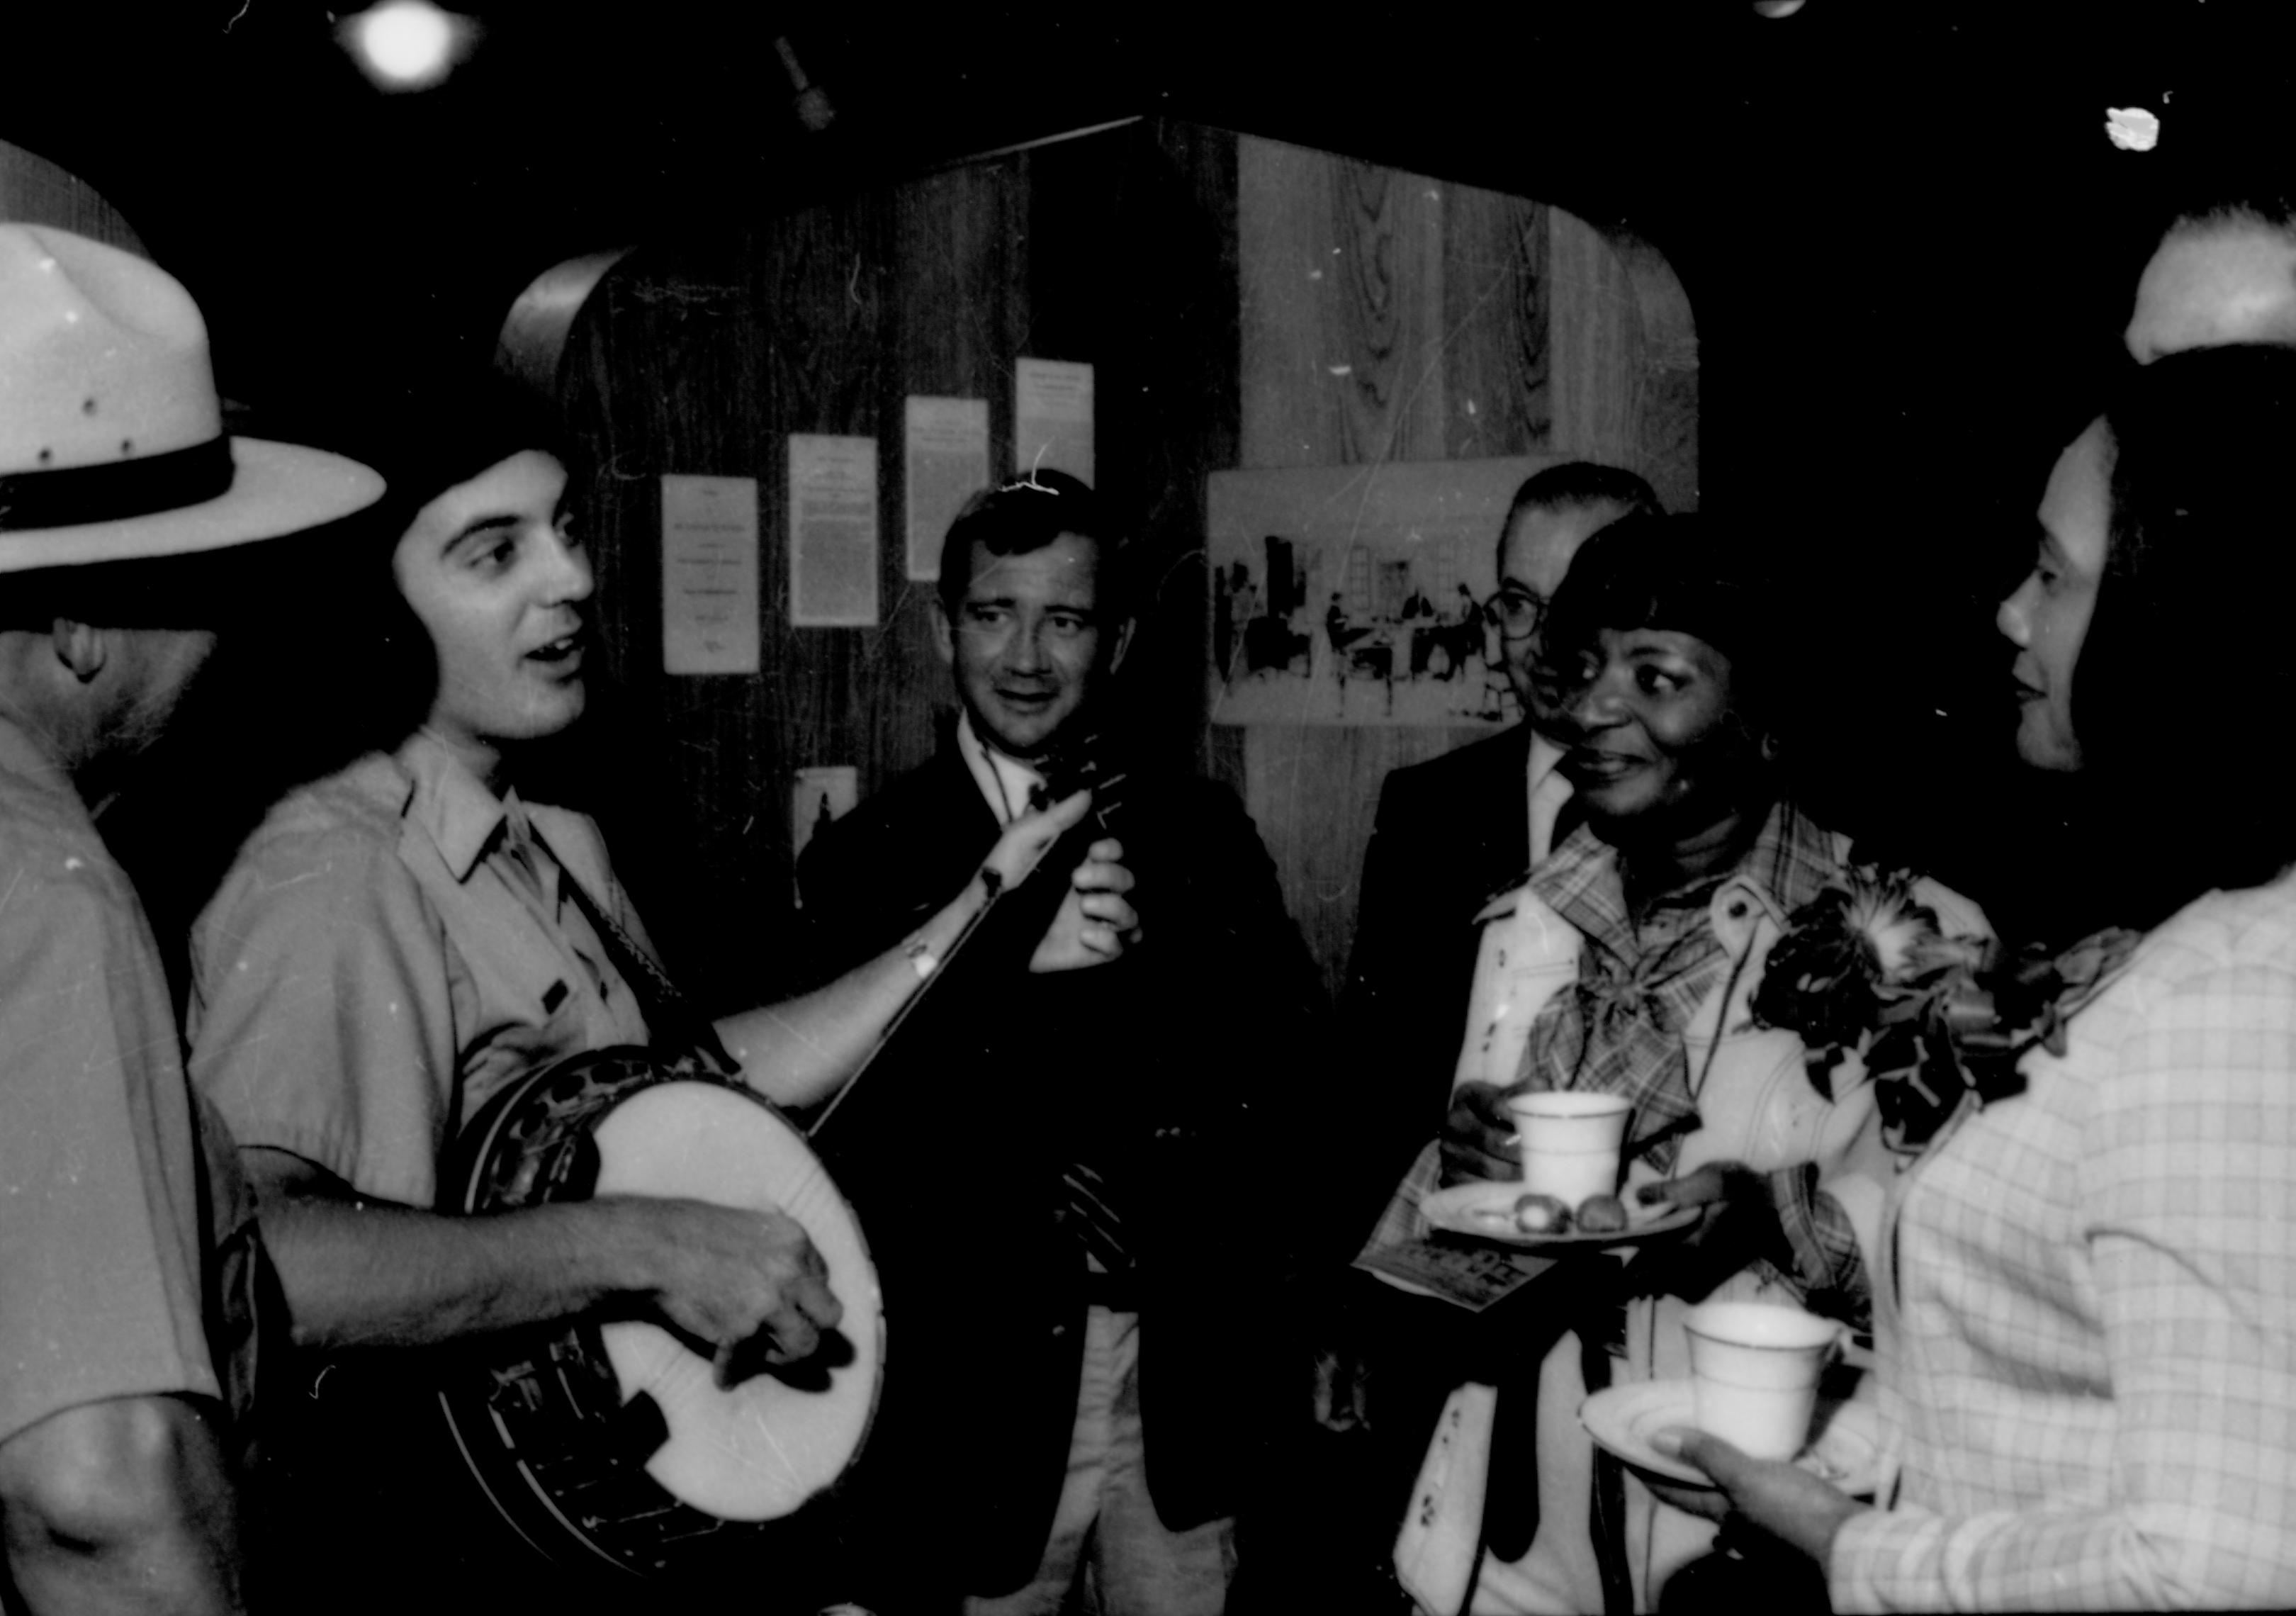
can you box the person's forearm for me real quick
[257,1191,672,1350]
[0,1396,244,1615]
[718,868,993,1110]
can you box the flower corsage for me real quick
[1747,865,2141,1156]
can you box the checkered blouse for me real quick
[1831,871,2296,1611]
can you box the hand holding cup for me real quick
[1438,1080,1524,1186]
[1681,1300,1843,1461]
[1507,1091,1631,1206]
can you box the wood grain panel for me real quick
[1117,123,1241,768]
[576,233,792,999]
[1546,206,1641,471]
[558,122,1249,1005]
[1238,139,1450,469]
[1614,232,1701,513]
[1229,138,1701,1001]
[1332,159,1448,465]
[1239,138,1350,470]
[875,163,1027,792]
[1441,189,1551,459]
[1235,138,1548,999]
[572,202,928,1003]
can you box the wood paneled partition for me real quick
[555,120,1240,1008]
[1229,138,1698,1000]
[546,121,1694,1011]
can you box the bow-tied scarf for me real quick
[1508,803,1843,1178]
[1509,830,1730,1178]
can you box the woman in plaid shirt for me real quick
[1664,345,2296,1610]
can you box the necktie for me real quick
[1059,1159,1132,1276]
[1015,756,1130,1276]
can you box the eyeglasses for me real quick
[1490,588,1548,639]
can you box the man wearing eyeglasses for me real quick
[1344,463,1662,1179]
[1237,466,1660,1610]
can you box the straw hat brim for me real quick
[0,436,386,574]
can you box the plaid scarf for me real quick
[1513,799,1845,1176]
[1359,799,1852,1270]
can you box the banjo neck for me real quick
[804,734,1130,1144]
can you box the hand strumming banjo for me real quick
[434,749,1123,1578]
[436,1047,883,1578]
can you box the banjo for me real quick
[435,1045,884,1578]
[432,745,1124,1578]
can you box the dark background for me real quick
[11,1,2258,517]
[9,0,2284,921]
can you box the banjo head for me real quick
[438,1048,884,1578]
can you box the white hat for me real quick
[0,224,383,573]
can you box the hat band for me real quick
[0,437,235,533]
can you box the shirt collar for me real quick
[397,729,520,883]
[955,710,1046,826]
[1528,729,1563,790]
[1737,795,1840,916]
[1526,794,1835,955]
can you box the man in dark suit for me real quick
[795,471,1317,1614]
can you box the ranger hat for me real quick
[0,224,381,573]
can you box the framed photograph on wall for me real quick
[1208,456,1568,727]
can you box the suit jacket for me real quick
[1331,724,1539,1242]
[794,735,1317,1596]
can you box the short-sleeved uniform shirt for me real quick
[0,717,261,1444]
[188,731,652,1208]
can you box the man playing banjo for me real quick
[183,376,1139,1612]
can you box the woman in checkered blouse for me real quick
[1661,344,2296,1610]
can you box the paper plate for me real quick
[1580,1379,1884,1496]
[1421,1180,1700,1250]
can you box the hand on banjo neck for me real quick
[998,739,1138,972]
[807,737,1137,1141]
[432,745,1137,1571]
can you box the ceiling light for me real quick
[340,1,472,91]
